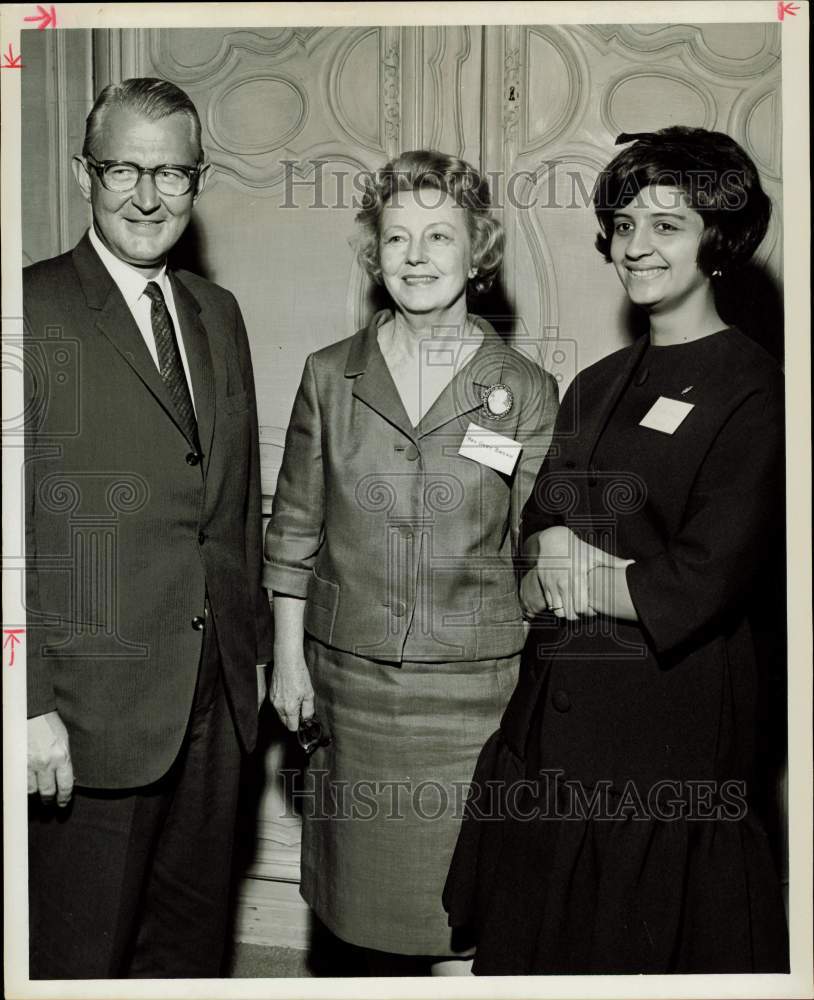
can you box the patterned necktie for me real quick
[143,281,199,449]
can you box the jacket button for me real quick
[404,444,419,462]
[391,601,407,617]
[191,616,205,631]
[185,452,201,466]
[198,531,207,545]
[552,689,571,712]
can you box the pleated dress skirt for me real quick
[299,635,520,956]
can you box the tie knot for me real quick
[144,281,165,305]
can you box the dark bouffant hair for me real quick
[355,150,504,296]
[593,127,771,276]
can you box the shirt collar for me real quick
[88,224,170,309]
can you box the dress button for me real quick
[552,689,571,712]
[404,444,420,462]
[564,460,576,469]
[198,531,207,545]
[185,452,201,466]
[191,616,205,631]
[391,601,407,617]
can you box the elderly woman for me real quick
[444,127,789,974]
[264,150,558,974]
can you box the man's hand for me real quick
[28,712,74,807]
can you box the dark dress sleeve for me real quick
[519,374,579,548]
[626,373,784,656]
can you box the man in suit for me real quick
[25,78,273,979]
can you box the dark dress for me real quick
[443,329,789,974]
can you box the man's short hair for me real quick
[82,77,203,161]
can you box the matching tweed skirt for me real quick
[299,635,519,956]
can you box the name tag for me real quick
[458,421,522,474]
[639,396,695,435]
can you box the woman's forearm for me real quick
[587,566,639,621]
[272,593,307,652]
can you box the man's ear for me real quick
[192,163,211,205]
[72,156,92,203]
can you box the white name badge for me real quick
[639,396,695,435]
[459,421,522,475]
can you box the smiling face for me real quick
[610,185,710,316]
[72,108,206,269]
[379,189,473,321]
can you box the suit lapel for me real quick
[417,321,505,438]
[347,311,417,441]
[72,234,212,457]
[170,272,215,472]
[73,236,178,421]
[576,334,650,469]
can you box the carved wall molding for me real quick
[206,145,374,195]
[426,29,447,152]
[206,71,309,156]
[91,28,145,90]
[512,147,610,331]
[383,31,401,155]
[520,26,589,155]
[503,46,521,145]
[46,30,72,254]
[325,27,386,155]
[148,27,322,85]
[599,65,718,138]
[451,27,472,159]
[585,23,780,80]
[728,77,782,182]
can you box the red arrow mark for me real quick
[24,5,57,30]
[777,1,800,18]
[3,629,25,666]
[1,43,23,68]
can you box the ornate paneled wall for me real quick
[21,22,784,950]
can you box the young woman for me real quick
[444,127,789,974]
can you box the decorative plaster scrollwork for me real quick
[503,47,521,144]
[383,40,401,147]
[585,23,780,80]
[148,27,321,85]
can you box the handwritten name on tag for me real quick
[458,421,522,474]
[639,396,695,435]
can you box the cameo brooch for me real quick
[480,383,514,420]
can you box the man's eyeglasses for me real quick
[84,156,203,197]
[296,717,332,757]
